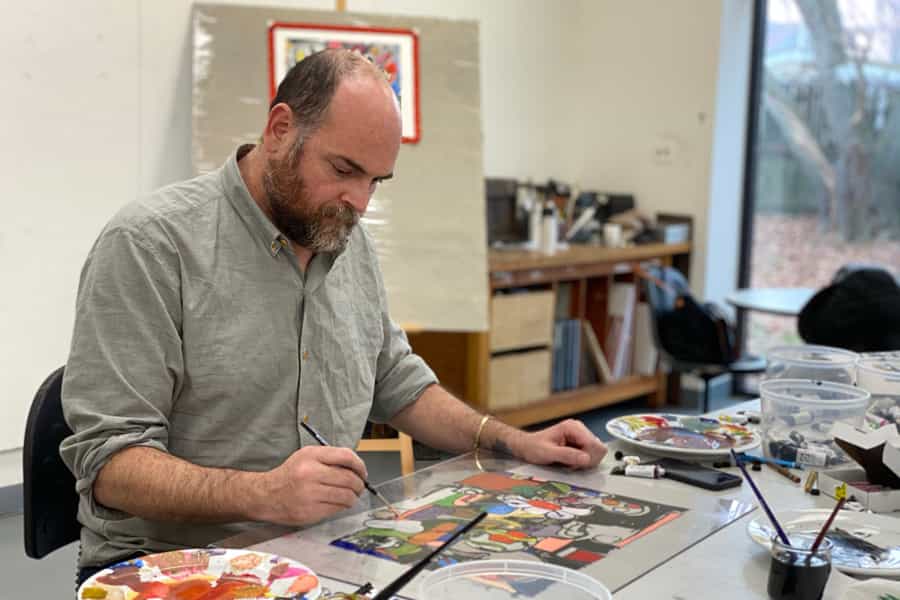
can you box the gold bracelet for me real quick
[474,414,492,452]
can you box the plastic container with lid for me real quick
[419,560,611,600]
[857,356,900,429]
[759,379,871,467]
[764,345,859,385]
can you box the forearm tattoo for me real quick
[491,438,512,456]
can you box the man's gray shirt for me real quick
[60,145,437,567]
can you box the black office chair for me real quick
[23,366,81,558]
[642,266,765,413]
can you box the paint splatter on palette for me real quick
[78,548,321,599]
[331,472,685,574]
[606,413,761,455]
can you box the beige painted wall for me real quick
[357,0,728,292]
[0,0,736,483]
[568,2,725,293]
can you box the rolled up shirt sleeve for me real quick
[368,314,438,424]
[365,243,438,423]
[60,222,183,517]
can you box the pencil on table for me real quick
[767,462,801,484]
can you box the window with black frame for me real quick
[739,0,900,359]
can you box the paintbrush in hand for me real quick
[371,512,488,600]
[300,418,399,518]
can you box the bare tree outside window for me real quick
[746,0,900,356]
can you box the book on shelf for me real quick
[632,302,658,376]
[582,320,612,383]
[552,320,564,393]
[579,331,600,386]
[551,319,584,392]
[568,319,582,390]
[604,283,636,380]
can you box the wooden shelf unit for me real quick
[408,242,691,428]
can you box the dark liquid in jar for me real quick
[767,552,831,600]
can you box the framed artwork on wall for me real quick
[268,22,421,143]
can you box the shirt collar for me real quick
[221,144,290,258]
[220,145,345,269]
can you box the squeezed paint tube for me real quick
[612,464,666,479]
[718,414,749,425]
[796,447,829,467]
[737,410,761,424]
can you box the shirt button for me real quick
[303,351,310,360]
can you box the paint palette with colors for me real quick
[748,508,900,577]
[77,548,321,599]
[605,413,761,457]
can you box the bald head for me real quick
[248,49,402,257]
[271,48,399,141]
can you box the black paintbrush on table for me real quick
[370,511,488,600]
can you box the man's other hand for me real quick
[515,419,607,469]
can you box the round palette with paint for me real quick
[77,548,321,599]
[748,508,900,577]
[605,413,761,457]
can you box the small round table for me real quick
[725,287,816,317]
[726,287,817,395]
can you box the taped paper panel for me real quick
[192,4,487,331]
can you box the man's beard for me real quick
[262,146,359,254]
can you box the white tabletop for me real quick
[612,400,814,598]
[615,400,899,599]
[235,399,900,598]
[726,287,816,317]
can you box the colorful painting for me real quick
[78,548,321,599]
[606,413,761,456]
[268,22,420,143]
[330,472,685,575]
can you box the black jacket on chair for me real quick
[799,267,900,352]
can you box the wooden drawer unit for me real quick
[489,290,555,352]
[488,349,551,411]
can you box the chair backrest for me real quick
[23,366,80,558]
[641,265,737,366]
[641,265,690,363]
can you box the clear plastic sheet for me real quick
[250,452,755,596]
[192,4,488,332]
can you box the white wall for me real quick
[0,0,751,486]
[568,2,726,294]
[705,0,755,312]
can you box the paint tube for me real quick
[794,447,829,467]
[782,411,813,426]
[737,410,761,424]
[770,441,831,467]
[618,465,666,479]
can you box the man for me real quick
[61,49,607,581]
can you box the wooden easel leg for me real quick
[399,432,414,476]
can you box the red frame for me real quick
[267,21,421,144]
